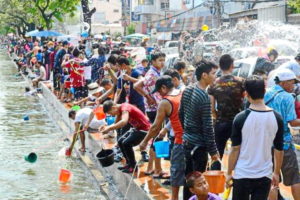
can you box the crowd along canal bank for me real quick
[9,51,154,200]
[0,51,106,200]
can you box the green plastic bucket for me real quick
[24,152,37,163]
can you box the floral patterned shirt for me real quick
[143,66,162,112]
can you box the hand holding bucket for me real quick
[153,140,170,158]
[65,128,83,157]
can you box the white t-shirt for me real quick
[231,109,283,179]
[83,58,92,80]
[75,107,106,129]
[37,66,46,80]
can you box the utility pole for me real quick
[192,0,195,8]
[215,0,222,27]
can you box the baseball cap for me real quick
[88,83,104,95]
[62,41,69,46]
[275,68,300,83]
[151,75,173,94]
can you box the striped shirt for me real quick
[179,84,218,155]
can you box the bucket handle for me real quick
[190,146,222,170]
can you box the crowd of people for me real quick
[5,34,300,200]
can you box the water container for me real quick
[153,141,170,158]
[203,170,226,194]
[70,87,75,94]
[23,115,29,121]
[59,169,72,183]
[71,105,80,111]
[94,107,106,120]
[96,149,114,167]
[106,116,115,125]
[24,152,37,163]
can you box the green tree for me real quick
[126,23,136,35]
[289,0,300,13]
[27,0,81,30]
[0,0,38,36]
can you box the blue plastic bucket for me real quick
[23,115,29,121]
[106,116,115,125]
[154,141,170,158]
[70,87,75,94]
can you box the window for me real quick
[138,0,154,5]
[94,12,106,23]
[161,1,169,10]
[239,63,251,78]
[113,9,119,13]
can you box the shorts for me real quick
[281,148,300,186]
[170,144,185,186]
[74,86,85,99]
[87,127,98,133]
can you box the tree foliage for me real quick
[0,0,38,35]
[27,0,81,30]
[0,0,81,33]
[127,23,136,35]
[289,0,300,13]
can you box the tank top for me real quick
[164,93,183,144]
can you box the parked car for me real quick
[162,53,179,73]
[231,56,294,78]
[229,47,260,60]
[164,41,179,48]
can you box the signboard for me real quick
[131,12,140,21]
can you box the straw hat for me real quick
[88,83,103,95]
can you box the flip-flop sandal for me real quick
[79,148,86,153]
[153,172,170,179]
[144,171,154,176]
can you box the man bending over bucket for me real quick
[68,107,106,152]
[139,75,184,200]
[101,100,150,173]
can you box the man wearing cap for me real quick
[140,75,184,200]
[264,68,300,199]
[268,54,300,89]
[74,82,104,106]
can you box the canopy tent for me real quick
[26,30,64,37]
[25,30,39,37]
[123,33,150,39]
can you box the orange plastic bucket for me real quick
[59,169,72,183]
[94,107,106,120]
[203,170,225,194]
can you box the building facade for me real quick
[91,0,123,34]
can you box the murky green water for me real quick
[0,52,104,200]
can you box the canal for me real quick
[0,51,105,200]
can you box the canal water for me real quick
[0,51,105,200]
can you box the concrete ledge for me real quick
[38,82,151,200]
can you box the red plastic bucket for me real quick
[94,107,106,120]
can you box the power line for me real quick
[147,0,282,24]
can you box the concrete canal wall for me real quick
[10,54,151,200]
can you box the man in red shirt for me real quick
[140,75,184,200]
[63,48,85,100]
[101,100,150,173]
